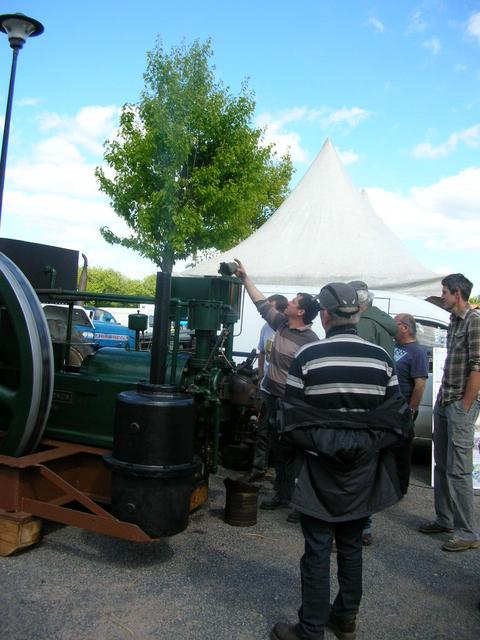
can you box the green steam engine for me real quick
[0,240,258,554]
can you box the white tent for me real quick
[183,139,440,298]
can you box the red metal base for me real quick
[0,438,208,551]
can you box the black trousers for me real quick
[298,513,367,639]
[267,393,295,500]
[251,392,274,473]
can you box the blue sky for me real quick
[1,1,480,293]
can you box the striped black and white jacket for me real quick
[283,326,410,522]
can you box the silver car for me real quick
[412,318,447,447]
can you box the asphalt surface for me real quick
[2,452,480,640]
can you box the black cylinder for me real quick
[112,383,194,465]
[106,383,198,536]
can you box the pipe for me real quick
[149,272,171,385]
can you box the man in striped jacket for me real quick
[270,282,409,640]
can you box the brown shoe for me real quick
[418,521,453,534]
[442,538,480,552]
[362,533,372,546]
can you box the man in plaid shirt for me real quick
[419,273,480,551]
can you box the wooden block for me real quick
[0,515,43,556]
[189,482,208,512]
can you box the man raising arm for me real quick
[234,259,319,517]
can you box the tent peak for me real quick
[182,140,441,297]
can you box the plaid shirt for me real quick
[439,305,480,405]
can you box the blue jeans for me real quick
[433,399,480,541]
[298,514,367,639]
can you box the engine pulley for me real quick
[0,252,54,455]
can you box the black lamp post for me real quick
[0,13,44,227]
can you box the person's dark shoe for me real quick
[418,521,453,534]
[260,494,289,510]
[286,509,301,523]
[242,470,266,483]
[362,533,372,546]
[270,622,302,640]
[441,538,480,552]
[326,611,356,640]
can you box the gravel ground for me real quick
[1,453,479,640]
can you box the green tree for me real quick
[84,267,128,296]
[95,39,292,273]
[83,267,156,305]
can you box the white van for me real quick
[231,285,449,355]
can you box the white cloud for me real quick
[37,105,120,156]
[466,12,480,41]
[16,97,42,107]
[368,16,385,33]
[323,107,370,127]
[365,167,480,254]
[410,168,480,219]
[8,157,100,197]
[412,124,480,158]
[257,107,308,129]
[0,103,161,277]
[406,10,427,34]
[4,105,122,202]
[258,110,309,163]
[258,105,370,131]
[257,105,370,163]
[1,101,366,277]
[423,37,441,55]
[338,149,359,165]
[34,137,83,164]
[2,188,157,279]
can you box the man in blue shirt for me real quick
[394,313,429,417]
[393,313,429,495]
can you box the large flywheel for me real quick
[0,251,54,456]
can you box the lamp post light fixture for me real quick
[0,13,44,227]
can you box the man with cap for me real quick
[349,280,398,544]
[270,282,409,640]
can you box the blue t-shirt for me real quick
[393,341,429,404]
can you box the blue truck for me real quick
[84,306,136,349]
[43,304,136,350]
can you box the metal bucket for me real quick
[224,478,259,527]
